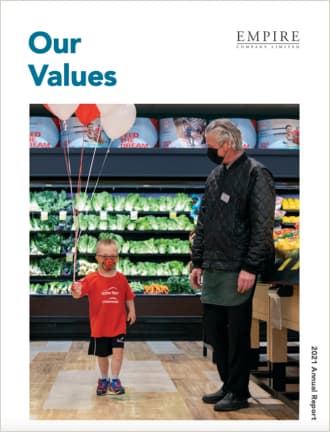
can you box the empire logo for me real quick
[236,30,300,49]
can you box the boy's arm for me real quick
[126,299,136,325]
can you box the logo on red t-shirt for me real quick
[101,286,120,304]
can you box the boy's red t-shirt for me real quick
[79,271,135,337]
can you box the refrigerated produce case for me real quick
[30,104,299,340]
[30,182,205,339]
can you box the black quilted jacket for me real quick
[191,152,275,275]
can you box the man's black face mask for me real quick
[207,148,224,165]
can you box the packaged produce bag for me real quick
[257,119,299,149]
[159,118,207,148]
[111,118,158,148]
[60,117,110,148]
[30,116,60,148]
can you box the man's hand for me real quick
[237,270,256,293]
[190,268,202,290]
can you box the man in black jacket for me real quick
[190,119,275,411]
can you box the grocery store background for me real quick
[29,103,300,422]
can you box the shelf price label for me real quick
[169,211,177,219]
[59,210,67,221]
[130,210,138,220]
[40,211,48,221]
[66,252,74,263]
[100,210,107,221]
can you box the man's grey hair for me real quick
[205,119,243,151]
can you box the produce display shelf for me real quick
[30,229,191,234]
[30,293,203,340]
[262,257,299,285]
[30,275,189,282]
[30,210,192,216]
[30,276,73,282]
[30,293,201,298]
[281,224,298,229]
[281,210,299,215]
[30,253,191,259]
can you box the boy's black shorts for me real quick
[88,334,126,357]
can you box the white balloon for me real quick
[96,104,118,117]
[101,104,136,140]
[47,104,79,121]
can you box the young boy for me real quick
[71,238,136,396]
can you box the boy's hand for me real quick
[127,311,136,325]
[71,282,82,298]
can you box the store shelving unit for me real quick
[30,148,299,180]
[30,103,299,340]
[29,183,203,340]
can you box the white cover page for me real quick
[0,1,329,432]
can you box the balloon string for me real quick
[90,138,113,197]
[62,121,75,210]
[62,120,108,282]
[72,223,79,283]
[69,124,113,277]
[62,120,79,283]
[74,145,98,248]
[63,120,85,283]
[83,125,103,196]
[76,127,112,247]
[84,146,98,195]
[77,141,85,195]
[74,139,113,250]
[72,139,86,281]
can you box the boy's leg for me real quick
[95,356,110,396]
[88,338,112,396]
[97,355,110,379]
[110,348,124,378]
[109,348,125,394]
[109,335,126,394]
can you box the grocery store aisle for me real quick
[30,340,297,420]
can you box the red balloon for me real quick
[75,104,100,125]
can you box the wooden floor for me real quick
[30,340,298,421]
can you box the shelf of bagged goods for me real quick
[30,103,299,179]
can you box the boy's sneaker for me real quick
[96,378,110,396]
[109,378,125,395]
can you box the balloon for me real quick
[101,104,136,140]
[45,104,79,121]
[75,104,100,126]
[96,104,118,117]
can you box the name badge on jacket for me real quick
[220,192,230,203]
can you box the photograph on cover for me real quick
[1,1,329,432]
[29,103,299,421]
